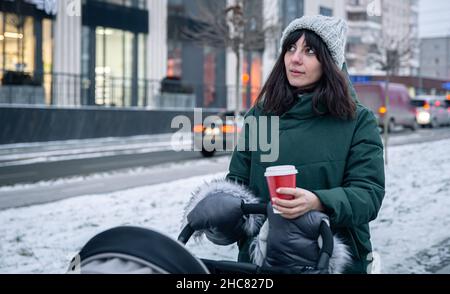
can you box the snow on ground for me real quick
[370,138,450,273]
[0,139,450,273]
[0,172,232,274]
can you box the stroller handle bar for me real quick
[241,202,267,215]
[177,202,267,244]
[178,224,195,244]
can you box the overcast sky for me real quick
[419,0,450,38]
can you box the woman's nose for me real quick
[291,50,303,64]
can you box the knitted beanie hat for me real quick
[280,15,348,69]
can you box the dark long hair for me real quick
[256,30,356,120]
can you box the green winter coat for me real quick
[226,75,385,274]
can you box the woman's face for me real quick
[284,35,323,89]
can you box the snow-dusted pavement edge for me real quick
[1,139,450,274]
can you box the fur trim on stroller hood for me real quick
[182,178,265,241]
[250,219,353,274]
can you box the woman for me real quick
[225,15,385,274]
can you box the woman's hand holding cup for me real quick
[272,187,324,219]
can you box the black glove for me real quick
[187,192,246,245]
[184,179,265,246]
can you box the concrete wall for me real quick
[0,106,218,144]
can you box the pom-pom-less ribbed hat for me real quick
[280,15,348,69]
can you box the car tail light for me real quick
[378,106,387,114]
[435,101,441,107]
[222,125,236,133]
[424,102,430,110]
[193,125,204,133]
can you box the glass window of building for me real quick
[283,0,304,28]
[95,27,128,106]
[167,41,182,78]
[166,0,229,109]
[95,0,147,9]
[203,46,216,107]
[167,0,185,79]
[242,51,262,109]
[1,13,35,73]
[319,6,333,17]
[94,27,145,107]
[42,18,53,104]
[0,2,54,105]
[137,33,147,107]
[81,0,148,107]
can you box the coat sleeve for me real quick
[225,108,255,186]
[313,107,385,228]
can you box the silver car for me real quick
[411,96,449,128]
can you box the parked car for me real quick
[411,95,449,128]
[354,82,418,132]
[193,111,245,157]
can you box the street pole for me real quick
[446,30,449,80]
[418,39,423,95]
[383,72,390,166]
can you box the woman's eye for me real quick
[288,45,296,52]
[306,48,315,55]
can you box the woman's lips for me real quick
[290,70,305,77]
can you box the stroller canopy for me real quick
[68,226,209,274]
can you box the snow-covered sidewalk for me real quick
[1,139,450,273]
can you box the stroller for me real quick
[67,202,336,274]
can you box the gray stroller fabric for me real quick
[250,204,353,274]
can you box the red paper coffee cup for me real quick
[264,165,298,213]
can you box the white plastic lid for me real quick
[264,165,298,177]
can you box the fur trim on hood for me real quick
[182,178,265,242]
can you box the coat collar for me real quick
[278,62,359,126]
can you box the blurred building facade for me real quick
[151,0,346,111]
[0,0,348,111]
[346,0,419,77]
[420,36,450,80]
